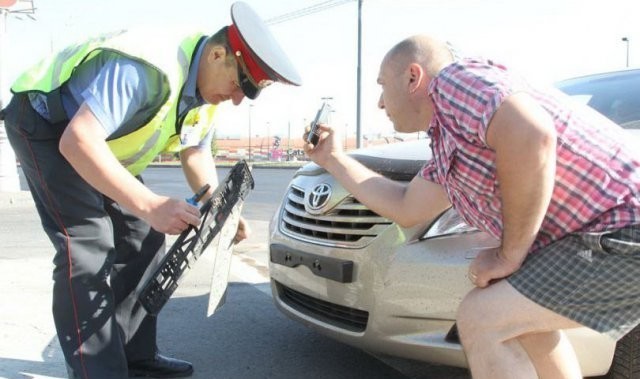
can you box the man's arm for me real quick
[59,104,201,235]
[470,92,557,287]
[180,145,218,197]
[304,124,451,228]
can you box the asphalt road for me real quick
[0,166,470,379]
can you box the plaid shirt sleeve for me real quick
[430,60,517,148]
[419,60,517,184]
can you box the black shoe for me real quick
[128,353,194,378]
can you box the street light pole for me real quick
[622,37,630,68]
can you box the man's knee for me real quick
[456,289,490,346]
[457,281,551,348]
[456,283,518,345]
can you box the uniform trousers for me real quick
[2,93,163,379]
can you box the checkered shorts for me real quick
[507,224,640,340]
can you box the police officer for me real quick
[0,2,301,378]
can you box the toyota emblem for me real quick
[308,183,332,211]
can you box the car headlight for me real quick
[420,207,479,240]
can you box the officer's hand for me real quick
[147,196,201,235]
[233,216,250,244]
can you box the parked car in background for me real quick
[268,69,640,378]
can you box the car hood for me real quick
[295,139,431,181]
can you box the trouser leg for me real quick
[105,194,165,362]
[4,95,128,378]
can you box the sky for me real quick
[1,0,639,141]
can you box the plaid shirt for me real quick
[420,58,640,252]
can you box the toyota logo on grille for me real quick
[308,183,332,211]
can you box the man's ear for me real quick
[408,63,425,94]
[207,45,227,63]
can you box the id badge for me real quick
[180,124,202,148]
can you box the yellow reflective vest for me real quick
[11,28,216,175]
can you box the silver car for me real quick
[268,69,640,378]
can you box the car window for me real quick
[556,70,640,130]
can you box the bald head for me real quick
[382,35,454,78]
[376,35,454,133]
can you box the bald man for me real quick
[304,35,640,379]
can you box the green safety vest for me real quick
[11,28,216,176]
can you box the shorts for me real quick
[507,224,640,340]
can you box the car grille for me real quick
[280,185,392,249]
[276,281,369,333]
